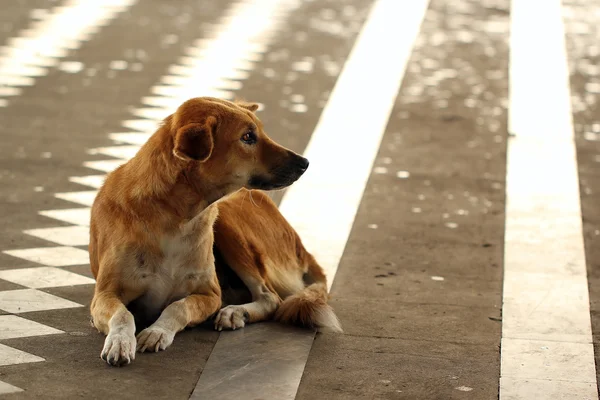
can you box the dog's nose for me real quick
[298,157,309,171]
[287,152,309,172]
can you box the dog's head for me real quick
[170,97,308,198]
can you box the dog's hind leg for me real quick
[214,256,281,331]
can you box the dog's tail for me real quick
[274,257,342,333]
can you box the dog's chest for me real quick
[135,227,214,312]
[128,206,218,323]
[159,234,196,275]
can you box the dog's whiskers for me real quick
[240,190,248,209]
[248,190,259,208]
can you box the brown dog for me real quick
[90,97,340,367]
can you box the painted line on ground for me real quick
[0,0,136,107]
[0,379,24,395]
[499,0,598,398]
[191,0,429,398]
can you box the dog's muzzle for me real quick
[249,154,309,190]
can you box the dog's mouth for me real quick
[248,157,309,191]
[248,174,297,191]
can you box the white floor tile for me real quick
[500,377,597,400]
[55,191,98,207]
[3,246,89,267]
[141,95,189,109]
[24,226,89,247]
[0,267,95,289]
[0,64,46,77]
[68,175,106,189]
[504,238,586,278]
[88,145,139,160]
[0,86,22,97]
[0,289,82,313]
[0,315,63,339]
[151,85,228,100]
[501,338,596,383]
[131,107,167,121]
[121,119,157,132]
[502,271,592,343]
[39,208,91,226]
[0,379,24,394]
[0,75,34,86]
[83,160,123,173]
[0,343,44,367]
[162,74,246,87]
[109,132,151,145]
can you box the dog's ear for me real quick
[237,101,259,112]
[173,117,216,162]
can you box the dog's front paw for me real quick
[214,305,249,331]
[101,331,136,366]
[136,325,174,353]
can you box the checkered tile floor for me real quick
[0,131,182,394]
[0,166,109,394]
[0,242,95,393]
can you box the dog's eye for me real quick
[241,131,257,145]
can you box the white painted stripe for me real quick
[0,0,136,106]
[69,175,105,189]
[0,344,44,367]
[88,146,139,160]
[24,226,90,247]
[130,107,171,120]
[55,191,97,207]
[278,0,429,289]
[3,246,89,267]
[0,315,63,340]
[39,208,91,226]
[500,0,598,398]
[121,119,158,132]
[193,0,428,398]
[141,93,228,109]
[0,379,24,394]
[500,377,597,399]
[109,133,151,145]
[0,289,82,313]
[0,267,95,289]
[0,87,22,97]
[83,160,124,173]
